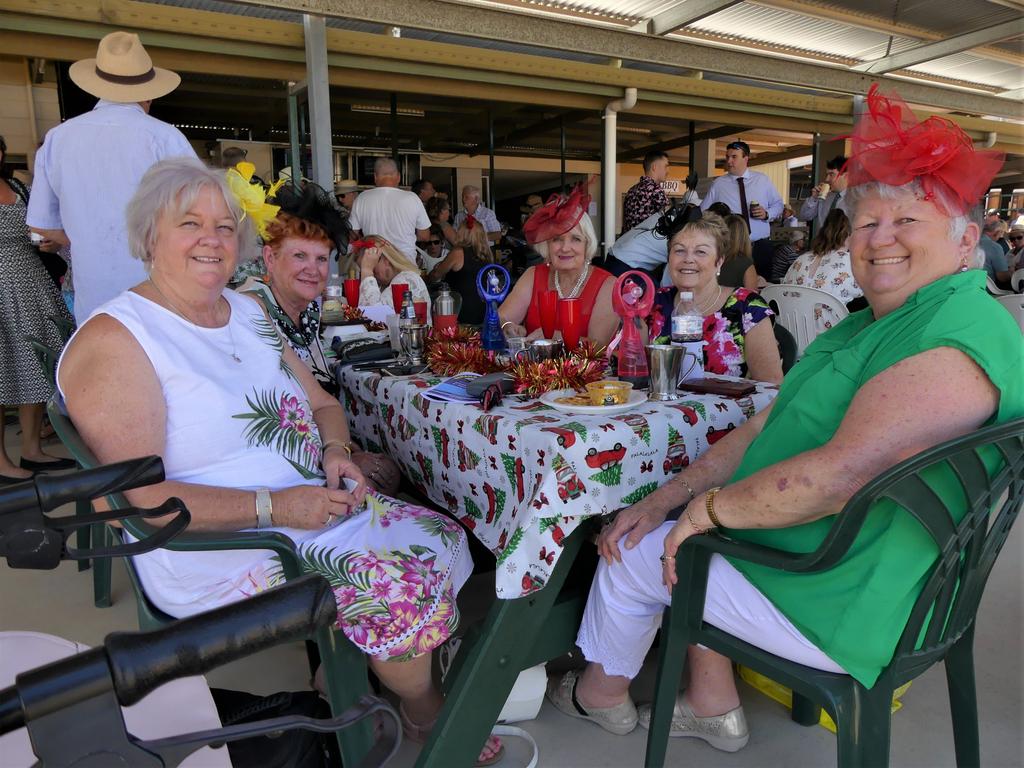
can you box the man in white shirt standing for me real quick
[700,140,784,280]
[799,155,848,232]
[453,185,501,246]
[27,32,196,323]
[700,140,784,243]
[349,157,431,262]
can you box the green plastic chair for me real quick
[46,395,377,767]
[25,334,103,593]
[645,417,1024,768]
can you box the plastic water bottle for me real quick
[670,291,705,381]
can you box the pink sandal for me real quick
[399,703,505,766]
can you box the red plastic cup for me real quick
[343,278,360,308]
[390,282,408,311]
[434,314,458,334]
[558,298,582,351]
[414,301,428,325]
[539,289,558,339]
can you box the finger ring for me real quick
[324,513,332,526]
[659,555,675,563]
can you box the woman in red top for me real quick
[499,185,617,347]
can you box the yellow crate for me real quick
[737,666,911,734]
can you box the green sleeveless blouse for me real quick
[726,270,1023,686]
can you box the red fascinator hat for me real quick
[523,182,592,244]
[846,85,1004,216]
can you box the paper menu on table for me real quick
[421,373,483,403]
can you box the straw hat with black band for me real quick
[69,32,180,103]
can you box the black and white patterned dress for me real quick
[0,182,73,405]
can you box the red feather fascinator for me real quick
[846,85,1004,216]
[523,182,592,244]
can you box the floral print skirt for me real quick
[132,491,472,661]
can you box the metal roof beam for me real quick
[998,86,1024,99]
[852,25,1024,75]
[231,0,1023,119]
[619,124,743,161]
[631,0,743,36]
[468,108,593,156]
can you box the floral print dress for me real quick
[651,287,774,378]
[69,289,471,660]
[782,247,863,334]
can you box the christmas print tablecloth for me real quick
[338,367,777,599]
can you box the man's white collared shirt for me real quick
[700,170,784,242]
[27,100,196,322]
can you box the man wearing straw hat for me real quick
[28,32,195,323]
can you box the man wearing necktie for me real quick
[799,155,849,233]
[700,140,784,279]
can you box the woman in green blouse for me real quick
[546,87,1022,751]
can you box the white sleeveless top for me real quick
[58,289,331,615]
[62,289,327,491]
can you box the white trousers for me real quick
[577,522,846,679]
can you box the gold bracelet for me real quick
[705,487,723,529]
[679,476,696,504]
[684,507,708,536]
[322,439,353,458]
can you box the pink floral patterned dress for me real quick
[650,287,774,377]
[62,289,471,661]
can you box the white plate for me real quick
[540,388,646,415]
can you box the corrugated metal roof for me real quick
[143,0,1021,95]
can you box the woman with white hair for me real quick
[545,87,1021,754]
[57,157,503,765]
[498,185,618,347]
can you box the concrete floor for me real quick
[1,433,1021,768]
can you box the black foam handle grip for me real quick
[34,456,166,512]
[104,574,337,706]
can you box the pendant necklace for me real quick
[555,263,590,299]
[148,279,242,363]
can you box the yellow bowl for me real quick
[585,380,633,407]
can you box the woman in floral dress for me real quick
[57,158,502,765]
[783,209,864,333]
[648,211,783,383]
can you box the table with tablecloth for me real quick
[337,366,778,599]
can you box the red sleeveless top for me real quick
[524,263,612,335]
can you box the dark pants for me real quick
[752,239,776,282]
[602,253,664,284]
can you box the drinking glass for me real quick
[343,278,360,308]
[539,289,558,339]
[390,282,408,311]
[558,298,582,351]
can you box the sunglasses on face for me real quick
[417,239,443,247]
[1010,235,1024,242]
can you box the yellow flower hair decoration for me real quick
[225,161,285,240]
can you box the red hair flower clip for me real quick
[523,181,592,244]
[350,239,378,250]
[845,85,1004,216]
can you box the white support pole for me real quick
[602,88,638,256]
[303,14,334,190]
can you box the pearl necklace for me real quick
[554,264,590,299]
[148,279,243,363]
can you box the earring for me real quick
[959,259,969,273]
